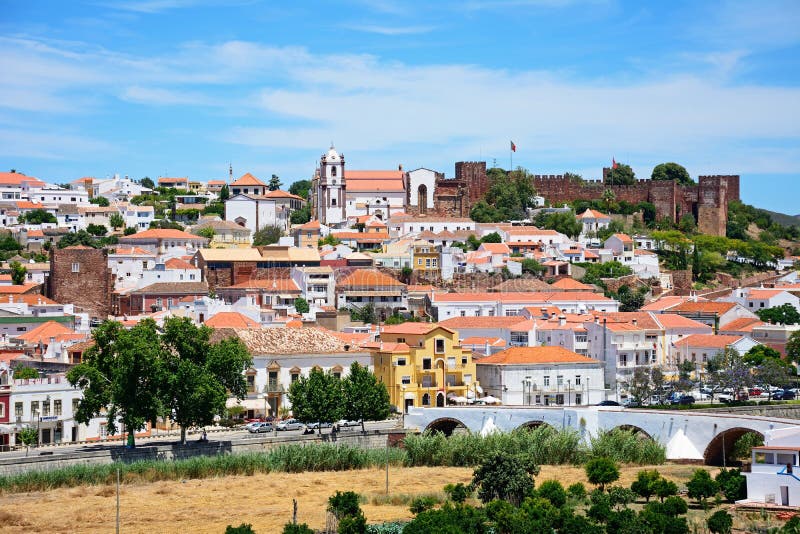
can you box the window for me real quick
[460,311,466,317]
[401,376,411,385]
[543,376,550,387]
[396,357,407,366]
[332,166,337,177]
[15,402,23,418]
[556,394,564,405]
[462,356,468,365]
[557,375,563,386]
[331,198,336,206]
[435,339,445,353]
[291,373,300,383]
[422,393,430,406]
[474,310,480,316]
[71,263,80,273]
[42,401,51,417]
[54,400,62,416]
[72,399,79,413]
[575,375,581,386]
[488,310,495,316]
[575,393,582,405]
[31,401,39,416]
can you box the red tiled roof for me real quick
[299,219,321,230]
[434,291,613,303]
[654,313,712,330]
[112,246,156,256]
[720,317,765,333]
[120,229,206,240]
[673,334,745,349]
[0,172,46,187]
[439,316,531,329]
[550,278,596,291]
[480,243,510,254]
[609,233,633,243]
[204,312,260,329]
[748,289,787,299]
[26,229,44,238]
[158,176,188,184]
[164,258,196,270]
[0,283,40,294]
[223,278,300,292]
[478,346,599,365]
[381,323,452,336]
[264,189,304,201]
[461,336,507,347]
[338,269,404,288]
[17,321,77,344]
[673,301,738,315]
[0,294,59,305]
[578,208,610,219]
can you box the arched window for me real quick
[422,393,431,406]
[418,184,428,214]
[331,166,337,177]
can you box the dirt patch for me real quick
[0,464,713,533]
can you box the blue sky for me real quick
[1,0,799,214]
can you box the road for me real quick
[0,419,401,461]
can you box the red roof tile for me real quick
[478,346,599,365]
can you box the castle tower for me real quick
[316,145,346,225]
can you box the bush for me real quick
[589,429,666,465]
[283,524,313,534]
[226,524,256,534]
[686,469,719,508]
[472,452,537,506]
[630,469,661,502]
[328,491,363,520]
[567,482,587,502]
[716,468,747,502]
[707,510,733,534]
[585,457,620,491]
[443,482,469,503]
[409,496,438,514]
[537,480,567,508]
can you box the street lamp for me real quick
[34,409,40,448]
[401,385,406,427]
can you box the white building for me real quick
[744,427,800,507]
[432,291,619,320]
[406,168,438,215]
[225,189,305,236]
[389,216,476,239]
[291,266,336,310]
[30,187,90,206]
[476,346,605,406]
[120,203,155,230]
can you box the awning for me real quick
[226,398,269,411]
[278,294,298,299]
[343,291,400,297]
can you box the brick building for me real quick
[47,246,113,322]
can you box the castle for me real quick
[432,162,739,237]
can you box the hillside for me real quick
[759,208,800,228]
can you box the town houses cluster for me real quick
[0,147,799,451]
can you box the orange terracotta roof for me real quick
[480,243,510,254]
[0,283,40,294]
[609,233,633,243]
[748,289,787,299]
[204,312,260,329]
[338,269,404,288]
[158,176,188,184]
[366,220,387,228]
[478,346,599,365]
[223,278,300,291]
[371,342,410,352]
[0,172,46,187]
[673,301,738,315]
[16,321,76,343]
[673,334,745,349]
[719,317,765,333]
[26,229,44,238]
[654,313,712,330]
[324,330,371,348]
[640,296,696,311]
[299,219,321,230]
[207,180,226,185]
[15,201,42,210]
[112,246,156,256]
[578,208,610,219]
[381,323,452,336]
[344,171,405,192]
[434,291,613,303]
[0,294,59,305]
[120,229,205,240]
[550,278,596,291]
[461,336,507,347]
[264,189,304,201]
[164,257,196,270]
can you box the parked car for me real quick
[678,395,696,405]
[597,400,620,406]
[774,390,796,401]
[335,419,361,428]
[622,398,639,408]
[248,422,273,433]
[276,419,304,431]
[244,421,263,432]
[306,421,333,430]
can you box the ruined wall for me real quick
[455,161,488,205]
[48,247,111,320]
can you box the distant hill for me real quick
[759,209,800,228]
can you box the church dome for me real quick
[325,145,340,162]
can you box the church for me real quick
[310,146,437,227]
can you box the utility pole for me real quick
[116,468,120,534]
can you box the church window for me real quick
[332,198,337,206]
[332,167,337,177]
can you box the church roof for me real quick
[230,173,266,187]
[344,170,405,192]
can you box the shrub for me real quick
[537,480,567,508]
[226,524,256,534]
[472,452,537,506]
[328,491,362,520]
[409,496,438,514]
[443,482,470,503]
[652,477,678,502]
[686,469,719,508]
[567,482,587,502]
[585,457,620,491]
[630,469,661,502]
[716,468,747,502]
[707,510,733,534]
[589,429,666,465]
[283,524,313,534]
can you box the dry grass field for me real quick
[0,464,716,533]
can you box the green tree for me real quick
[17,427,38,455]
[686,469,719,508]
[405,502,488,533]
[253,225,283,246]
[89,196,110,207]
[481,232,502,243]
[226,524,256,534]
[788,330,800,363]
[472,452,538,506]
[521,258,545,275]
[268,174,282,191]
[161,317,252,444]
[342,362,390,432]
[67,320,165,448]
[707,510,733,534]
[86,224,108,236]
[652,477,678,503]
[716,468,747,502]
[196,226,215,240]
[732,432,764,462]
[585,457,620,492]
[10,261,27,285]
[444,482,470,503]
[219,184,230,201]
[624,367,651,405]
[124,227,137,236]
[149,219,185,230]
[540,211,583,239]
[289,180,312,199]
[282,523,313,534]
[20,209,57,225]
[0,234,21,252]
[630,470,661,502]
[678,213,696,234]
[288,368,343,430]
[109,212,125,230]
[757,303,800,325]
[140,177,155,190]
[537,480,567,508]
[606,163,635,185]
[290,205,311,225]
[294,297,310,314]
[651,163,693,185]
[12,364,38,379]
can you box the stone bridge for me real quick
[404,406,800,465]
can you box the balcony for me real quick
[265,380,285,394]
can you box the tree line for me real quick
[67,317,252,445]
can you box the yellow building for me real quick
[371,323,479,412]
[412,240,440,273]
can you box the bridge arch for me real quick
[703,427,764,466]
[425,417,469,437]
[612,425,654,441]
[516,420,552,432]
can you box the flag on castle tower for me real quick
[612,157,619,169]
[510,140,516,152]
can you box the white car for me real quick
[276,419,304,431]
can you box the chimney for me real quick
[632,319,638,327]
[559,315,566,326]
[398,164,403,171]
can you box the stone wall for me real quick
[696,404,800,420]
[47,247,112,320]
[0,429,408,477]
